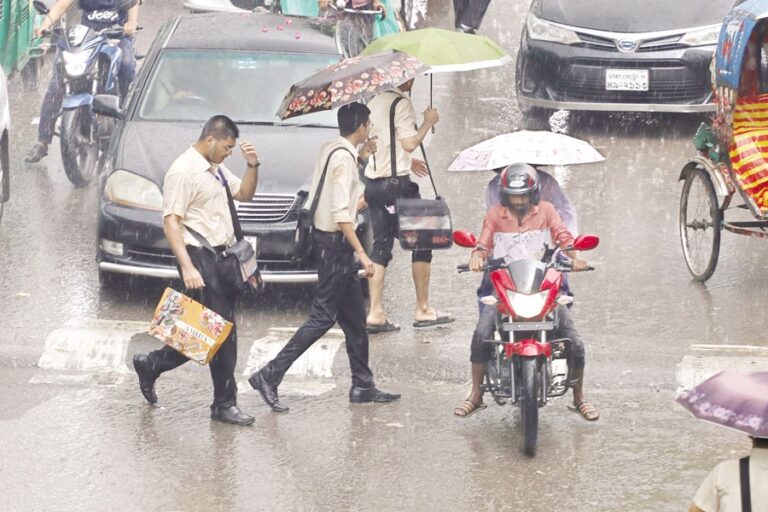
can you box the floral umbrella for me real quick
[276,50,427,120]
[677,370,768,438]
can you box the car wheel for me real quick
[98,269,130,289]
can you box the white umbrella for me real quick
[447,131,605,171]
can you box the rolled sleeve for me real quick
[330,154,354,224]
[692,465,719,512]
[395,100,418,140]
[162,170,191,219]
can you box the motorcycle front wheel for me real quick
[520,357,539,457]
[60,106,99,188]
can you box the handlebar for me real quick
[457,261,596,274]
[39,25,142,39]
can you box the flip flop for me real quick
[413,314,455,328]
[570,401,600,421]
[366,320,401,334]
[454,400,487,417]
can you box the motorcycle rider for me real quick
[454,163,599,422]
[25,0,140,164]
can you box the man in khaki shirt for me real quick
[363,79,451,333]
[133,115,262,426]
[690,438,768,512]
[249,103,401,412]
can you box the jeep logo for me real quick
[86,10,119,22]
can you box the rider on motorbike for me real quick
[454,163,600,422]
[25,0,140,164]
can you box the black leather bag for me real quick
[293,146,353,263]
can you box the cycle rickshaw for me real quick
[680,0,768,281]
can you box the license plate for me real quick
[605,69,649,91]
[244,235,258,255]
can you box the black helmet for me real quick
[499,163,540,208]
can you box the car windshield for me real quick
[138,49,339,126]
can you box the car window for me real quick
[138,50,339,126]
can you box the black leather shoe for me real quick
[349,386,401,403]
[211,405,255,426]
[248,370,289,412]
[133,354,158,405]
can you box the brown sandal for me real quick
[453,400,487,417]
[573,401,600,421]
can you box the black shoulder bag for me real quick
[293,146,354,263]
[386,95,453,251]
[186,169,260,295]
[740,456,752,512]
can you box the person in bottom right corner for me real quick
[690,436,768,512]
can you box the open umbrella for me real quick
[360,27,511,105]
[677,371,768,438]
[447,131,605,171]
[276,50,426,120]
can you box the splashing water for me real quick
[548,110,570,134]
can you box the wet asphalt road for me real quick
[2,1,768,511]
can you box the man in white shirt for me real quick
[132,115,261,426]
[249,103,401,412]
[690,437,768,512]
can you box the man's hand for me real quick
[240,141,260,168]
[181,264,205,290]
[469,250,486,272]
[423,107,439,127]
[411,158,429,177]
[359,136,378,160]
[358,251,375,278]
[571,257,588,272]
[372,0,387,18]
[123,20,138,36]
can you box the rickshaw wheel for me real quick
[679,168,721,282]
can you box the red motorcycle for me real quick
[454,230,599,456]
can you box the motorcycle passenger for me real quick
[454,163,599,422]
[25,0,140,164]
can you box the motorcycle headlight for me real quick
[526,13,581,45]
[679,24,721,47]
[506,290,550,319]
[104,170,163,210]
[61,50,91,77]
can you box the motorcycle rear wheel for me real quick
[520,357,539,457]
[60,106,99,188]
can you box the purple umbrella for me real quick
[676,371,768,438]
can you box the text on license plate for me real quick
[605,69,649,91]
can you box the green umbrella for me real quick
[361,28,512,104]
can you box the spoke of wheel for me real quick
[685,174,714,274]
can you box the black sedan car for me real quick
[516,0,734,115]
[95,13,366,284]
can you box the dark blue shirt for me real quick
[78,0,133,30]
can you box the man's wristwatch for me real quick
[247,161,260,169]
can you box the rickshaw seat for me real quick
[728,93,768,213]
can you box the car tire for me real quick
[98,269,130,289]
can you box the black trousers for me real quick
[261,231,374,389]
[453,0,492,31]
[146,246,239,408]
[364,175,433,267]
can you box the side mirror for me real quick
[572,234,599,252]
[452,230,477,248]
[93,94,123,120]
[32,0,51,15]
